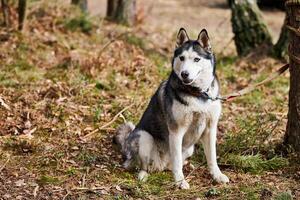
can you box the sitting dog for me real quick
[114,28,229,189]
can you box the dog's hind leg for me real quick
[182,145,194,165]
[183,145,194,160]
[137,131,154,182]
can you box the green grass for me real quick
[216,112,289,174]
[64,14,93,33]
[223,154,288,173]
[1,60,44,86]
[274,191,293,200]
[37,175,61,185]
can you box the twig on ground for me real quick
[71,187,105,191]
[0,157,10,172]
[185,164,200,181]
[62,190,71,200]
[0,96,11,111]
[33,185,39,198]
[120,113,126,123]
[97,31,132,58]
[83,103,134,139]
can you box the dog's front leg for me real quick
[169,129,189,189]
[201,120,229,183]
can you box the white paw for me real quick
[177,179,190,189]
[213,173,229,183]
[138,170,149,182]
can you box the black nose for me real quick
[181,71,189,79]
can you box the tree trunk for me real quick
[257,0,285,10]
[106,0,136,26]
[18,0,27,31]
[284,1,300,152]
[229,0,273,56]
[1,0,10,27]
[273,15,289,59]
[71,0,88,12]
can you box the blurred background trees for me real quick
[273,15,289,59]
[228,0,272,56]
[71,0,88,12]
[1,0,10,27]
[106,0,136,26]
[1,0,27,30]
[228,0,288,59]
[18,0,27,30]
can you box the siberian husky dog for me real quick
[114,28,229,189]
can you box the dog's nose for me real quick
[181,71,189,79]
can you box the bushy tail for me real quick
[113,122,135,150]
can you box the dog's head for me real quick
[172,28,215,91]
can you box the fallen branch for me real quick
[82,103,134,139]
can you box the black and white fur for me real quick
[114,28,229,189]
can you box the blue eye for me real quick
[179,56,185,61]
[194,58,200,62]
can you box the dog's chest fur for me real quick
[171,95,221,148]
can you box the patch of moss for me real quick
[37,175,61,185]
[65,15,93,33]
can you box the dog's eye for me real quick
[194,58,200,62]
[179,56,185,61]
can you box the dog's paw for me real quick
[177,179,190,189]
[138,170,149,182]
[213,173,229,183]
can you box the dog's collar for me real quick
[183,86,217,101]
[179,77,221,101]
[169,72,221,101]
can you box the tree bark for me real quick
[229,0,273,56]
[273,15,289,59]
[257,0,285,10]
[18,0,27,31]
[284,1,300,152]
[71,0,88,12]
[106,0,136,26]
[1,0,10,27]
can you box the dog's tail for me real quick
[113,122,135,151]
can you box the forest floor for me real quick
[0,0,299,199]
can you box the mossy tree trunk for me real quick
[273,15,289,59]
[71,0,88,12]
[284,1,300,152]
[106,0,136,26]
[228,0,273,56]
[18,0,27,31]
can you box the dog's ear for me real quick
[176,28,189,47]
[197,29,211,51]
